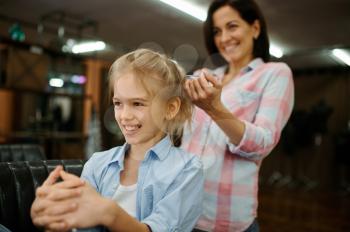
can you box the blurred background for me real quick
[0,0,349,231]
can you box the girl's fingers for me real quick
[31,197,47,214]
[46,201,78,216]
[47,221,70,232]
[36,181,82,199]
[32,214,64,227]
[43,166,63,186]
[54,178,84,189]
[46,188,82,201]
[36,185,51,197]
[59,170,81,182]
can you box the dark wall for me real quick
[260,68,350,191]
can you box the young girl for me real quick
[31,49,204,232]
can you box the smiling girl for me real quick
[31,49,204,232]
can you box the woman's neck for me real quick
[224,57,254,85]
[228,54,254,73]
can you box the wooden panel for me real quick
[6,47,49,91]
[83,59,111,136]
[258,187,350,232]
[0,89,14,142]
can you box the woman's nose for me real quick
[220,30,231,43]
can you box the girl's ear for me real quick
[165,97,181,120]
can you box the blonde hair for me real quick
[108,48,192,147]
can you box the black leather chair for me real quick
[0,160,84,232]
[0,144,46,162]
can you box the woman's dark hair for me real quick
[204,0,270,62]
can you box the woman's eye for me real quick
[134,102,143,107]
[114,102,121,107]
[227,23,237,30]
[213,29,220,36]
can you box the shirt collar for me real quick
[107,143,129,167]
[107,135,172,165]
[216,57,264,77]
[148,135,172,161]
[241,57,264,74]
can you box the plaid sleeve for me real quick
[228,63,294,160]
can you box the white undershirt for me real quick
[111,183,137,218]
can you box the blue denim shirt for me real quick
[79,136,203,232]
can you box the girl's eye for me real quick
[113,102,121,107]
[133,102,144,107]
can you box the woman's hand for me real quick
[184,69,224,114]
[185,68,245,145]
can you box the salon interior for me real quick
[0,0,349,231]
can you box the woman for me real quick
[182,0,294,231]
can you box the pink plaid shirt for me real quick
[181,58,294,232]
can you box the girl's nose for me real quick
[120,106,133,120]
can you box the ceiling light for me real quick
[49,78,64,88]
[331,49,350,66]
[158,0,207,22]
[269,43,284,58]
[71,75,87,84]
[72,41,106,54]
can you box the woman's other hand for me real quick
[184,69,223,113]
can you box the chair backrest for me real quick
[0,144,46,162]
[0,160,84,232]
